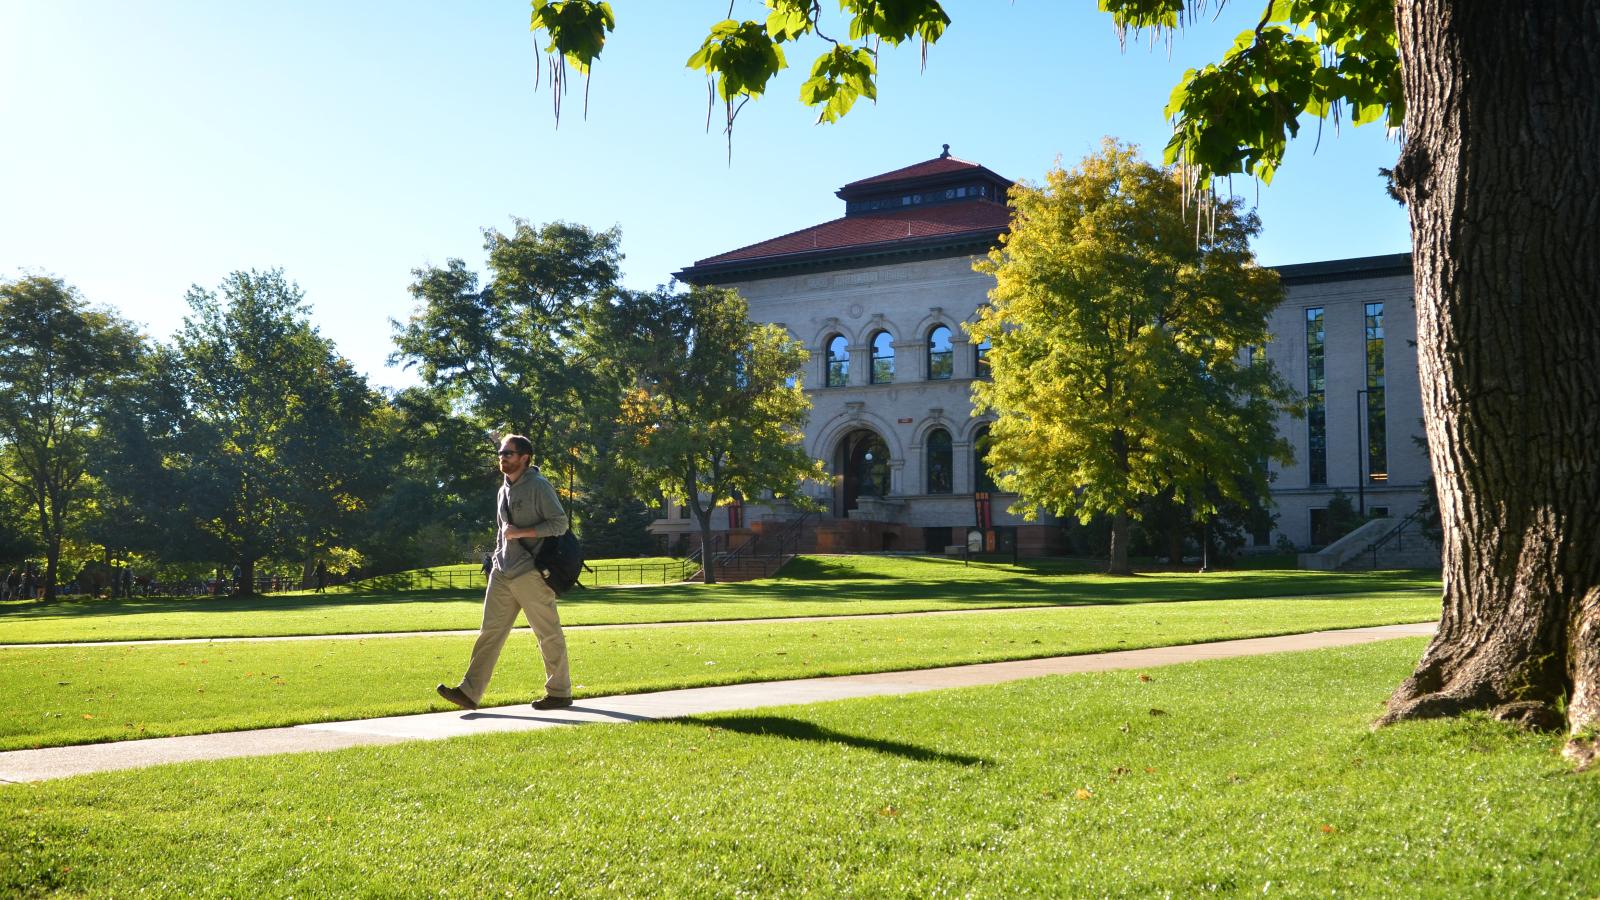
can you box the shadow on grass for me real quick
[0,559,1441,627]
[461,706,653,724]
[0,588,481,622]
[678,714,989,766]
[561,570,1442,609]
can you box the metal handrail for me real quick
[1361,509,1428,569]
[713,511,814,579]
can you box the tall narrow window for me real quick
[826,335,849,387]
[926,428,953,494]
[1365,302,1388,481]
[974,425,997,493]
[1306,308,1326,485]
[974,337,991,379]
[927,326,953,380]
[870,330,894,384]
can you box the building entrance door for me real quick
[835,429,890,516]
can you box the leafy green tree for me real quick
[970,141,1296,576]
[1316,490,1367,548]
[576,479,657,559]
[0,276,144,600]
[91,347,194,566]
[529,0,1600,755]
[351,387,493,574]
[148,270,383,594]
[390,220,621,464]
[0,476,42,567]
[595,284,822,583]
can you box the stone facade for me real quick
[1265,256,1426,548]
[664,152,1426,554]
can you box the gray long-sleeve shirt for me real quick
[493,466,569,580]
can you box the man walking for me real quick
[437,434,573,711]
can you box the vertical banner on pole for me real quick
[974,492,992,553]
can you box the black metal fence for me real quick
[344,560,701,593]
[22,557,706,600]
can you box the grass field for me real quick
[3,638,1591,897]
[0,592,1439,750]
[0,555,1441,644]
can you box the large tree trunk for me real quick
[1382,2,1600,764]
[699,519,718,585]
[43,536,60,603]
[1107,510,1133,576]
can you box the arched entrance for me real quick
[834,429,890,516]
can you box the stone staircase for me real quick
[684,512,814,583]
[1340,515,1441,570]
[1298,511,1441,571]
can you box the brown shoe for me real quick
[436,683,477,710]
[531,695,572,710]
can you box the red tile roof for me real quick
[693,200,1012,266]
[840,155,986,189]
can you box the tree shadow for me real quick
[0,587,481,622]
[676,714,989,767]
[461,705,652,724]
[0,560,1441,629]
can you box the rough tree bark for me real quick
[1108,511,1133,576]
[1381,2,1600,765]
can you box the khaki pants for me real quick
[458,569,570,704]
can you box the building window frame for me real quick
[1306,308,1327,486]
[1364,301,1388,482]
[927,326,953,381]
[825,334,849,388]
[973,425,998,493]
[926,428,953,494]
[870,330,895,384]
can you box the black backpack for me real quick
[532,530,587,596]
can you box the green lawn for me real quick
[3,638,1590,896]
[0,592,1438,750]
[0,555,1440,644]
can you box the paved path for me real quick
[0,622,1436,784]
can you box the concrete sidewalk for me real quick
[0,621,1435,784]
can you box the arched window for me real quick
[926,428,953,494]
[927,326,953,380]
[870,330,895,384]
[974,425,998,493]
[826,335,849,387]
[974,337,992,379]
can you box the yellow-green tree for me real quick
[970,140,1296,575]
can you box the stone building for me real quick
[664,149,1426,554]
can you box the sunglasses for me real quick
[497,450,528,458]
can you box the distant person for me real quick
[120,567,133,599]
[314,560,328,593]
[481,553,492,578]
[3,568,17,601]
[231,564,242,595]
[436,434,572,712]
[21,568,36,600]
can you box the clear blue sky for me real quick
[1,1,1409,392]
